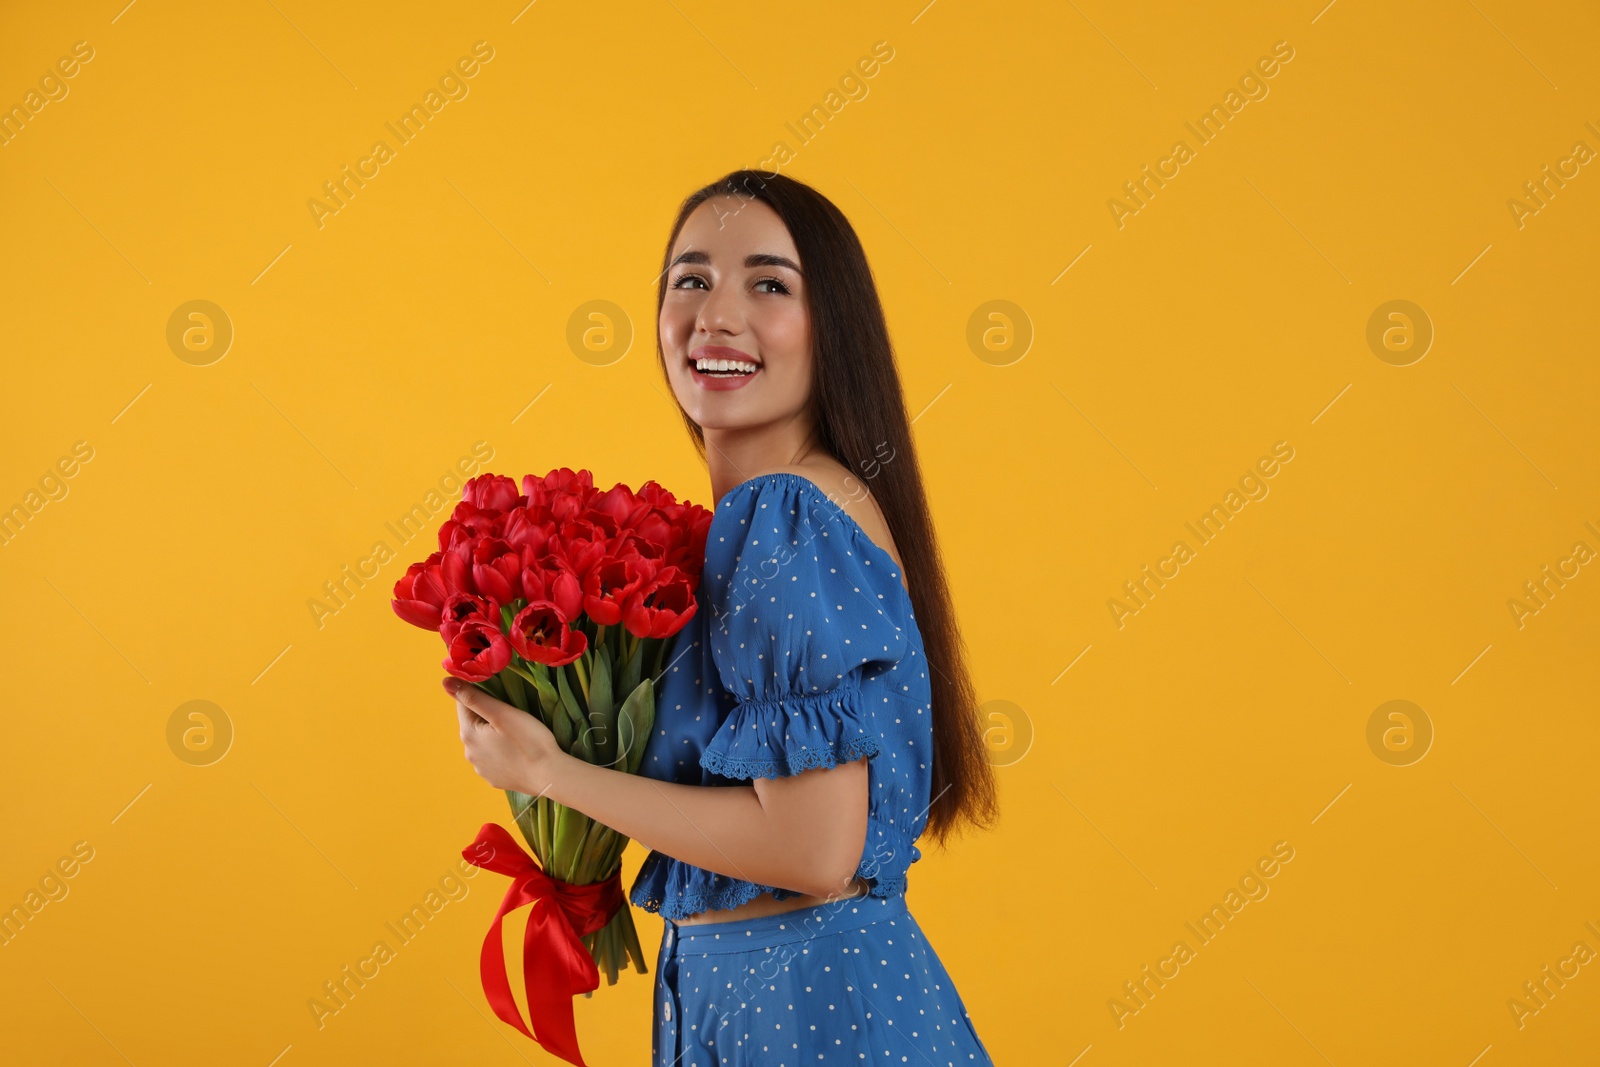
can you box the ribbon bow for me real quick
[460,823,625,1067]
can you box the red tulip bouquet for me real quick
[392,468,710,1056]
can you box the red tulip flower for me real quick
[622,566,698,639]
[442,620,513,682]
[392,553,450,630]
[507,600,588,667]
[471,538,523,606]
[581,555,655,627]
[440,592,501,645]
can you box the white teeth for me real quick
[694,357,758,373]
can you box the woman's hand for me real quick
[444,676,563,795]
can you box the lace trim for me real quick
[700,733,881,781]
[699,684,882,781]
[630,876,789,918]
[864,872,908,898]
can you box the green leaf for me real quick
[501,667,531,713]
[619,633,643,698]
[615,708,634,774]
[555,664,586,728]
[571,726,595,764]
[552,707,574,752]
[505,790,542,858]
[530,666,560,722]
[618,677,656,775]
[588,651,615,767]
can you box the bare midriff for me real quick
[674,876,873,926]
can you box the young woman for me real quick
[446,170,999,1065]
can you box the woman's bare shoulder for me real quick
[765,462,903,572]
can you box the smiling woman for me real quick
[636,171,999,1064]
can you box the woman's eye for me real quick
[755,277,792,295]
[672,273,708,290]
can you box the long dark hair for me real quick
[653,169,998,846]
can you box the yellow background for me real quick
[2,0,1597,1063]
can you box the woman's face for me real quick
[660,195,812,433]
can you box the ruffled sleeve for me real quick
[697,475,909,781]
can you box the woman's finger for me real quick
[446,677,513,724]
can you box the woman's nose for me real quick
[695,281,743,335]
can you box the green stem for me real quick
[572,657,590,706]
[578,823,615,885]
[537,796,554,863]
[568,817,596,884]
[553,805,590,882]
[619,908,648,974]
[602,922,618,985]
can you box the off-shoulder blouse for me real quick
[627,472,932,921]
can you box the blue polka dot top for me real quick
[628,472,932,921]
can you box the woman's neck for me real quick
[703,419,822,505]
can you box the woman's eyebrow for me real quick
[669,249,803,274]
[745,252,803,274]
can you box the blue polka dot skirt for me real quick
[653,892,995,1065]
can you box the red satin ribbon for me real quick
[461,822,624,1067]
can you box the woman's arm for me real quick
[447,677,870,899]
